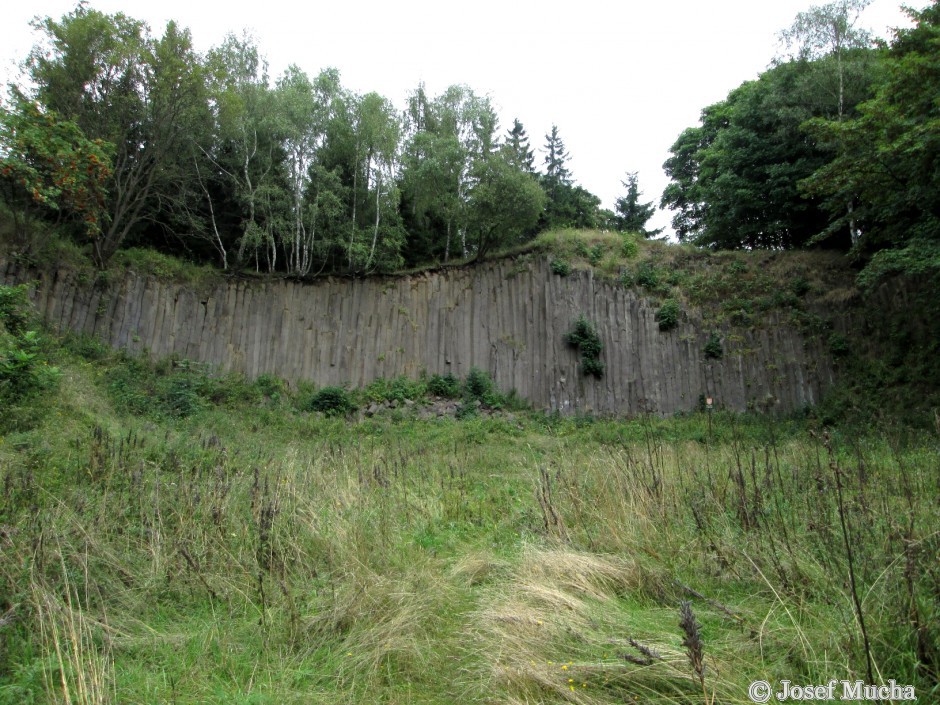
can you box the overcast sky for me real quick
[0,0,927,236]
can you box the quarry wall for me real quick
[1,256,838,415]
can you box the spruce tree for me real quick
[542,124,571,196]
[504,118,535,172]
[614,172,661,237]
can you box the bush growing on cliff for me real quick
[566,315,604,378]
[550,258,571,276]
[656,299,681,331]
[704,332,723,359]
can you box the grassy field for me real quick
[0,329,938,705]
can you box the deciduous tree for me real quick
[28,7,207,265]
[468,153,545,261]
[0,93,112,245]
[801,1,940,281]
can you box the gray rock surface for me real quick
[1,257,838,415]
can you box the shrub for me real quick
[304,386,354,416]
[729,260,748,275]
[107,357,214,418]
[63,332,110,361]
[656,299,681,331]
[635,262,661,290]
[588,243,604,266]
[0,284,32,337]
[828,333,850,357]
[790,276,811,297]
[464,367,494,402]
[162,376,204,417]
[704,332,723,360]
[254,373,287,402]
[550,258,571,277]
[427,373,461,399]
[389,376,424,402]
[566,315,604,378]
[582,357,605,378]
[621,234,639,259]
[365,375,425,403]
[0,284,60,405]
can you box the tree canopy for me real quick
[7,0,936,286]
[0,6,616,274]
[660,0,938,286]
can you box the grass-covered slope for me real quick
[0,312,938,703]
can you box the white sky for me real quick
[0,0,927,236]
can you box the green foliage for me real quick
[620,233,639,259]
[0,284,32,338]
[26,5,209,266]
[0,329,60,406]
[502,118,535,173]
[550,258,571,276]
[662,52,877,250]
[110,248,220,287]
[799,2,940,280]
[2,325,940,703]
[613,172,662,237]
[62,331,109,361]
[254,373,287,403]
[304,386,355,416]
[399,84,506,267]
[538,125,604,231]
[855,240,940,291]
[635,262,663,291]
[454,401,479,420]
[655,299,681,331]
[704,332,723,359]
[0,284,60,408]
[790,276,811,297]
[363,375,425,404]
[565,315,604,378]
[828,332,850,357]
[588,243,604,266]
[581,356,605,378]
[463,367,494,402]
[468,153,545,261]
[107,356,206,418]
[103,352,282,419]
[0,93,112,245]
[427,372,461,399]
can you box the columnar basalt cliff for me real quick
[2,257,838,415]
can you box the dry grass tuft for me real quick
[464,544,768,704]
[450,550,510,587]
[33,572,115,704]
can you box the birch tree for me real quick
[779,0,875,244]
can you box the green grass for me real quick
[0,336,938,704]
[108,247,222,289]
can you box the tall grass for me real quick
[0,347,937,703]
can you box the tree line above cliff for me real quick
[1,1,937,286]
[0,3,659,274]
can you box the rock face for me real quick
[1,257,837,415]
